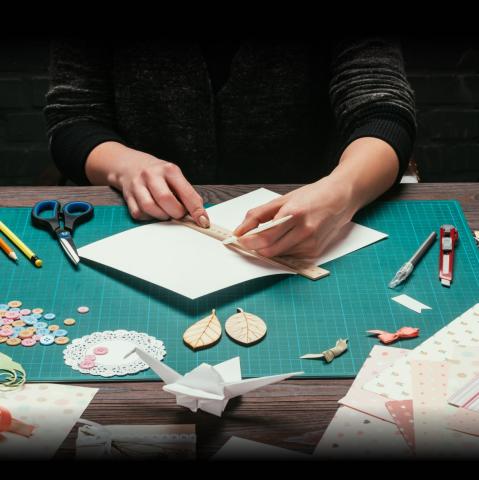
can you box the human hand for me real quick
[114,150,209,226]
[232,176,359,259]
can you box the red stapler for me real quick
[439,224,458,287]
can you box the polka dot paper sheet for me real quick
[0,384,97,459]
[364,305,479,400]
[314,406,412,459]
[448,408,479,437]
[385,400,415,452]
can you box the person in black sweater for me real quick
[45,39,415,259]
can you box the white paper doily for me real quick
[63,330,166,377]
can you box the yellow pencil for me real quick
[0,221,42,267]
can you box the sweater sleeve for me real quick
[44,40,125,185]
[329,37,416,183]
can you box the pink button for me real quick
[84,355,96,361]
[79,360,96,369]
[0,330,13,337]
[33,335,42,341]
[20,309,31,316]
[21,338,36,347]
[93,346,108,355]
[5,311,20,320]
[2,318,14,325]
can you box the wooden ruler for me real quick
[173,216,329,281]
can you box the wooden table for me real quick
[1,183,478,459]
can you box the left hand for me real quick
[233,175,359,259]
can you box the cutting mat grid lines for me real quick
[0,200,478,381]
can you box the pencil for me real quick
[0,237,17,262]
[223,215,294,245]
[0,221,42,267]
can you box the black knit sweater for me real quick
[45,39,416,185]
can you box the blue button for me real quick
[12,326,22,333]
[43,313,56,321]
[35,322,48,329]
[32,313,43,320]
[9,332,19,338]
[54,329,68,337]
[39,335,55,346]
[0,304,9,310]
[22,316,37,326]
[36,328,49,336]
[9,307,20,312]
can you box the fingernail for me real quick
[199,215,210,228]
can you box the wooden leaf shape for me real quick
[225,308,267,345]
[183,309,222,350]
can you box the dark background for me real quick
[1,36,478,186]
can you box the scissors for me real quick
[31,200,94,265]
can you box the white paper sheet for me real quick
[79,188,387,299]
[213,436,311,460]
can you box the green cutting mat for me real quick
[0,200,478,381]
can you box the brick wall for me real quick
[0,37,478,185]
[0,38,53,185]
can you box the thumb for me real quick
[233,198,283,237]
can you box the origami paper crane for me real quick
[130,348,303,416]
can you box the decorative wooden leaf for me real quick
[225,308,267,345]
[183,309,222,350]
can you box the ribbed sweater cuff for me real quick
[344,117,414,184]
[50,121,125,185]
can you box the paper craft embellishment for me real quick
[300,338,348,362]
[367,327,419,345]
[129,350,302,416]
[0,406,35,437]
[76,419,196,460]
[448,375,479,411]
[183,309,221,350]
[391,294,432,313]
[63,330,166,377]
[0,352,26,391]
[225,308,267,345]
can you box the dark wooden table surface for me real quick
[1,183,478,459]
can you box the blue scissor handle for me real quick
[62,201,94,231]
[31,200,62,233]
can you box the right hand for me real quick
[86,142,209,227]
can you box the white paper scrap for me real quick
[391,294,432,313]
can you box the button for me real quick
[43,313,56,321]
[79,359,95,369]
[0,304,9,310]
[2,318,14,325]
[32,313,43,320]
[18,330,33,339]
[33,335,42,341]
[84,355,96,361]
[21,338,36,347]
[35,322,48,329]
[6,338,21,346]
[22,316,37,326]
[0,310,7,317]
[31,308,44,315]
[54,336,69,345]
[39,335,55,346]
[12,320,25,327]
[8,308,20,312]
[0,330,13,337]
[0,337,7,344]
[77,306,89,314]
[36,328,49,336]
[7,301,22,308]
[19,309,31,316]
[93,346,109,355]
[5,311,20,320]
[54,329,68,337]
[63,318,76,326]
[48,325,60,331]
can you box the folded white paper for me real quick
[391,294,432,313]
[131,349,302,416]
[79,188,387,299]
